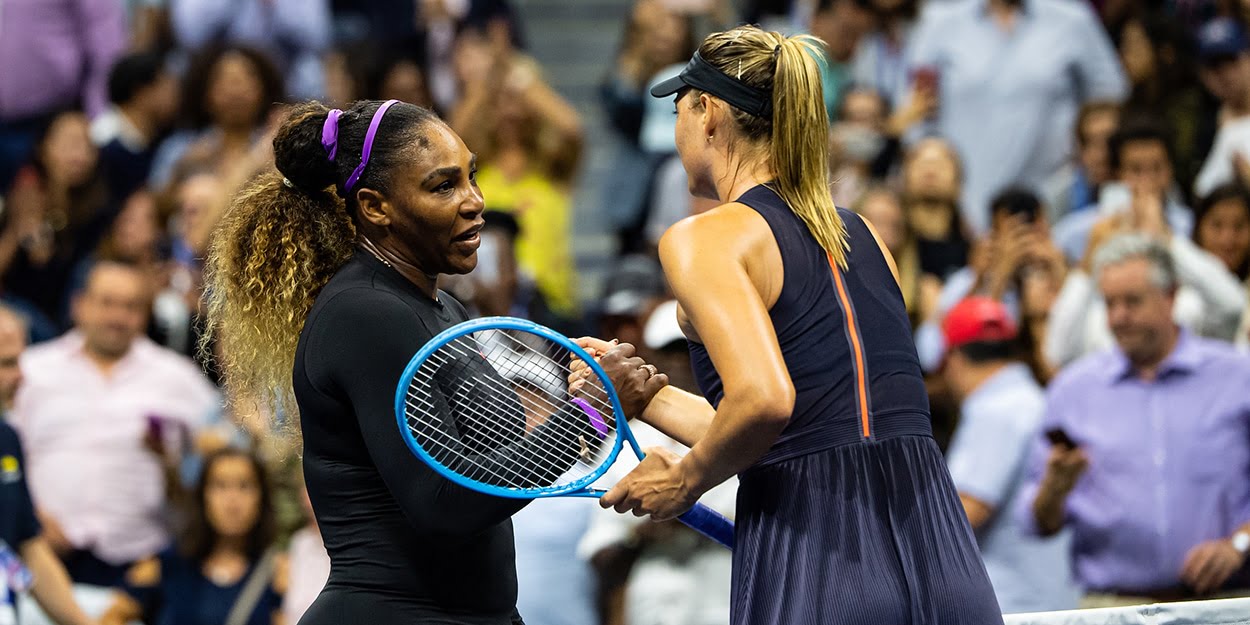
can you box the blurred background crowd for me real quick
[2,0,1250,623]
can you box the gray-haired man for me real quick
[1021,234,1250,607]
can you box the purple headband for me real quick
[321,99,400,192]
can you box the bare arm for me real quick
[21,538,95,625]
[0,177,43,279]
[99,593,142,625]
[449,80,499,154]
[638,385,716,448]
[959,494,994,532]
[661,207,796,495]
[514,59,583,141]
[1031,445,1089,537]
[99,558,158,625]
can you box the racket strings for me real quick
[485,330,618,416]
[406,368,588,488]
[422,340,613,455]
[457,332,618,433]
[403,331,622,492]
[412,339,611,487]
[405,363,598,486]
[404,394,562,488]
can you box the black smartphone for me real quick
[1045,427,1077,449]
[1001,192,1041,224]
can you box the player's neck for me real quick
[359,236,439,300]
[715,155,775,204]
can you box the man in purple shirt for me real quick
[0,0,127,190]
[1022,233,1250,607]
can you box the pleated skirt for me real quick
[731,435,1005,625]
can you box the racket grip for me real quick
[677,503,735,549]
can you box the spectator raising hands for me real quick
[450,20,584,324]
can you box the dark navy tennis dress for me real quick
[689,185,1004,625]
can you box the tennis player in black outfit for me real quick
[203,100,666,624]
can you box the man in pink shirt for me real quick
[10,262,219,594]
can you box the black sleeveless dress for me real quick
[689,185,1004,624]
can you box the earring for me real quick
[707,134,713,142]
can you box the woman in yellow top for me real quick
[451,30,583,319]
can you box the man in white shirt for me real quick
[1194,18,1250,198]
[906,0,1127,234]
[12,262,218,623]
[1045,129,1247,367]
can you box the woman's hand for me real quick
[885,86,938,138]
[978,216,1033,299]
[1082,214,1127,273]
[570,340,667,420]
[600,446,700,521]
[1026,233,1069,285]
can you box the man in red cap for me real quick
[940,296,1079,614]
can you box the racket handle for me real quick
[677,503,735,549]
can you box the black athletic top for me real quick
[292,250,530,625]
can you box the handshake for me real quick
[568,338,669,421]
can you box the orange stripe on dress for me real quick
[828,253,871,438]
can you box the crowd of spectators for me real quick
[2,0,1250,623]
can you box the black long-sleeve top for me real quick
[293,250,529,624]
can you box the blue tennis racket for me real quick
[394,316,734,549]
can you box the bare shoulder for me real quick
[660,202,772,260]
[660,202,784,307]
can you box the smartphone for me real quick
[1045,427,1077,449]
[146,414,167,443]
[1000,192,1041,224]
[911,66,940,94]
[1097,182,1131,217]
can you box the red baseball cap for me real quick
[942,296,1018,351]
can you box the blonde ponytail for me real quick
[769,36,848,268]
[693,27,849,268]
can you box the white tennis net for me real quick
[1005,598,1250,625]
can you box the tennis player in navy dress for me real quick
[584,27,1004,624]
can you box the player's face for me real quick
[673,90,718,200]
[386,123,486,276]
